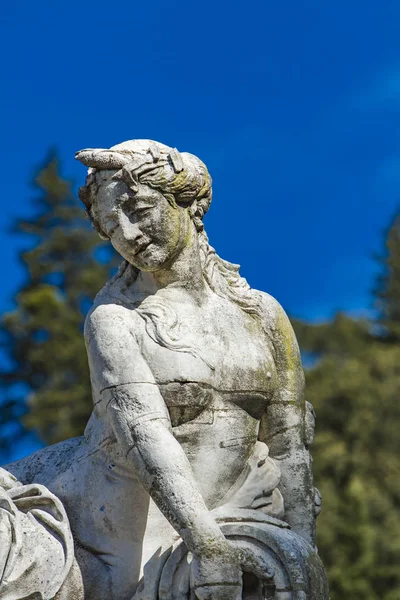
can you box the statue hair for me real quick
[76,140,260,319]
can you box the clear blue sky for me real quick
[1,1,400,320]
[1,0,400,461]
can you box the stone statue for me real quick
[0,468,78,600]
[2,140,328,599]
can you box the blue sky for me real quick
[2,1,400,325]
[1,1,400,460]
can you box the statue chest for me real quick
[134,296,277,417]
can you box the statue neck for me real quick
[134,231,207,304]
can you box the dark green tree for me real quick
[3,152,400,599]
[292,220,400,599]
[375,213,400,339]
[1,153,117,448]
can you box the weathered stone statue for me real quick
[2,140,328,599]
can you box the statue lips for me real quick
[133,240,151,256]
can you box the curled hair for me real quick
[77,140,211,236]
[76,140,261,322]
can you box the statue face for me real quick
[91,174,191,271]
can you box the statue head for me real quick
[76,139,259,316]
[76,140,212,271]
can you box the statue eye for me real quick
[117,192,135,211]
[125,205,152,218]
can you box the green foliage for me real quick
[292,303,400,596]
[1,153,117,446]
[2,151,400,598]
[375,213,400,340]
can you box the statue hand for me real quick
[191,541,274,600]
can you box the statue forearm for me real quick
[257,299,318,546]
[107,385,226,557]
[273,447,316,546]
[260,400,316,546]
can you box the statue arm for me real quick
[84,305,226,559]
[258,295,316,546]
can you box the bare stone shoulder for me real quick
[254,289,284,329]
[253,289,303,371]
[84,298,136,344]
[84,299,155,393]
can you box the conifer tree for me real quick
[0,152,117,448]
[291,215,400,600]
[374,213,400,339]
[3,151,400,598]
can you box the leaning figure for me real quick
[3,139,328,600]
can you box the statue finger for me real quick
[238,547,275,581]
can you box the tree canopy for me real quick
[0,153,117,449]
[374,213,400,340]
[1,154,400,599]
[292,214,400,599]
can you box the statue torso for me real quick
[88,283,277,414]
[48,280,281,597]
[82,283,278,505]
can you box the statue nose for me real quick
[123,225,148,252]
[122,222,143,243]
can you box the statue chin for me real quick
[0,139,329,600]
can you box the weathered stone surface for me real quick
[0,467,81,600]
[2,140,328,599]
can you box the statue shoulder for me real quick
[85,261,141,336]
[84,297,143,355]
[84,300,151,390]
[253,290,291,334]
[254,290,302,372]
[85,301,131,337]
